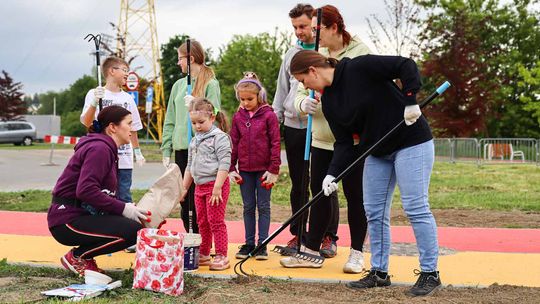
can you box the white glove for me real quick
[184,94,195,107]
[404,104,421,126]
[300,97,318,115]
[261,171,278,184]
[91,86,105,107]
[133,148,145,166]
[229,171,243,184]
[322,175,338,196]
[162,156,171,168]
[122,203,149,222]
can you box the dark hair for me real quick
[289,3,314,19]
[189,98,230,133]
[318,5,351,45]
[290,50,339,75]
[88,105,131,133]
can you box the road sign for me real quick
[126,72,139,91]
[145,86,154,114]
[127,91,139,105]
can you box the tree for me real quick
[214,30,291,115]
[366,0,420,57]
[160,34,190,101]
[0,71,26,121]
[518,61,540,125]
[416,0,540,137]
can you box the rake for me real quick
[234,81,451,277]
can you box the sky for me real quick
[0,0,390,96]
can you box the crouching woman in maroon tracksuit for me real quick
[47,105,149,276]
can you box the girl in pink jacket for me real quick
[229,72,281,260]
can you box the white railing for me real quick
[434,138,539,165]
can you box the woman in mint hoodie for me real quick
[161,39,221,233]
[48,106,149,277]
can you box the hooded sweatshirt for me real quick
[47,133,126,228]
[229,105,281,174]
[294,36,372,151]
[186,125,232,185]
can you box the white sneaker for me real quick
[279,246,322,268]
[343,248,364,273]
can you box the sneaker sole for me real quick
[255,255,269,260]
[209,263,230,271]
[235,254,249,259]
[60,256,82,276]
[279,260,323,268]
[408,284,442,297]
[343,266,364,274]
[346,281,392,289]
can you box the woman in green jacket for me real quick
[161,39,221,233]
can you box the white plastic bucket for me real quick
[182,233,202,272]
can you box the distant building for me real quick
[23,115,60,140]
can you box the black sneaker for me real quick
[346,269,391,289]
[235,244,255,259]
[408,270,442,296]
[255,246,269,260]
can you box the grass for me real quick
[0,163,539,213]
[0,258,213,303]
[0,143,73,150]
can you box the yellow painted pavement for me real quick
[1,234,539,287]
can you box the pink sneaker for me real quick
[199,254,212,266]
[84,258,104,273]
[209,255,230,271]
[60,249,86,276]
[61,249,104,276]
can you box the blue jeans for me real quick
[239,171,271,246]
[363,140,438,272]
[117,169,133,203]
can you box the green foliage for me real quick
[416,0,540,137]
[518,61,540,125]
[214,30,291,116]
[160,34,190,102]
[61,110,87,136]
[38,75,96,116]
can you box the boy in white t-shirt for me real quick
[80,56,145,204]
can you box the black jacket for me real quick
[322,55,433,177]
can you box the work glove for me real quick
[300,97,318,115]
[322,175,338,196]
[184,94,195,107]
[162,156,171,168]
[91,86,105,107]
[133,148,145,166]
[122,203,151,223]
[229,171,243,185]
[404,104,421,126]
[260,171,278,190]
[276,111,284,124]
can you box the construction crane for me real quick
[116,0,165,142]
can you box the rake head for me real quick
[272,246,325,264]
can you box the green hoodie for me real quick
[294,36,371,151]
[161,77,221,157]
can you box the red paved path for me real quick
[2,211,539,253]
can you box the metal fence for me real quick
[434,138,539,165]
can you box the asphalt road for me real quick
[0,149,288,191]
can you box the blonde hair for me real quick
[234,71,267,105]
[189,98,229,133]
[102,56,129,77]
[178,40,215,98]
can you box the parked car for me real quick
[0,121,37,146]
